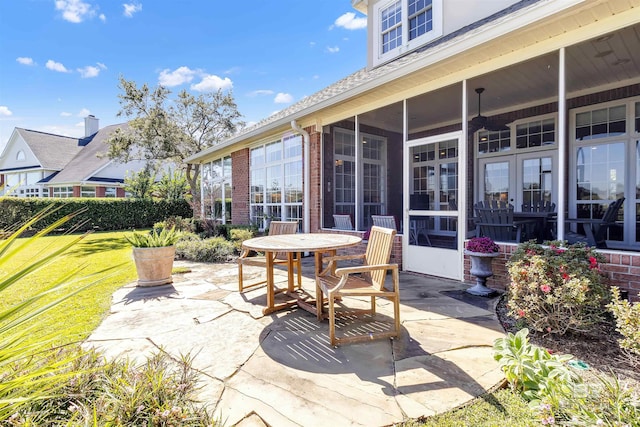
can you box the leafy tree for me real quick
[106,76,244,199]
[123,167,156,199]
[155,168,190,201]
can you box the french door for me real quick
[478,151,557,210]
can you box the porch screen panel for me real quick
[334,130,356,217]
[575,142,625,242]
[636,140,640,243]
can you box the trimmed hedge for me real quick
[0,198,193,232]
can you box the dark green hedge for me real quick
[0,198,193,232]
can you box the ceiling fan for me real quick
[469,87,510,133]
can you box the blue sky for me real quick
[0,1,367,147]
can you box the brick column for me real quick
[232,148,250,225]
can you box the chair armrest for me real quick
[334,263,398,277]
[322,253,366,264]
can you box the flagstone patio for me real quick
[85,257,507,427]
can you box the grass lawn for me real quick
[0,230,137,348]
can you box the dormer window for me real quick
[16,150,25,161]
[374,0,443,66]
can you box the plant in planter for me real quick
[506,240,609,335]
[465,236,500,296]
[124,227,182,287]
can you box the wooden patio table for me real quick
[241,233,362,315]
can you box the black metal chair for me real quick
[521,200,557,241]
[563,197,624,248]
[474,202,533,243]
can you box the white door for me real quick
[404,134,462,280]
[478,151,557,209]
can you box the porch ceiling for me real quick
[328,3,640,133]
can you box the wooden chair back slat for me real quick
[371,215,397,231]
[333,214,354,230]
[522,200,556,213]
[363,226,396,290]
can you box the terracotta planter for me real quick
[465,250,499,296]
[132,246,176,287]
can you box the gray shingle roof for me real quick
[47,123,129,184]
[15,128,83,170]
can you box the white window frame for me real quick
[249,135,303,231]
[373,0,443,66]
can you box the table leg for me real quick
[287,252,295,292]
[264,251,275,314]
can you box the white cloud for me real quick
[16,57,34,66]
[334,12,367,30]
[97,62,107,69]
[77,108,91,117]
[191,75,233,92]
[309,41,316,47]
[55,0,96,23]
[60,111,73,117]
[158,66,197,87]
[0,106,13,116]
[99,13,106,22]
[46,60,69,73]
[248,89,274,97]
[274,93,293,104]
[326,46,340,53]
[77,65,101,78]
[123,2,142,18]
[224,66,241,75]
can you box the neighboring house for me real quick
[0,116,147,198]
[187,0,640,298]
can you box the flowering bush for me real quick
[506,241,610,335]
[607,287,640,356]
[466,236,499,253]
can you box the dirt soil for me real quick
[495,295,640,387]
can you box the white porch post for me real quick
[460,80,469,270]
[558,47,566,240]
[354,114,361,231]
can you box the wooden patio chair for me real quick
[237,221,302,292]
[563,197,624,248]
[333,214,354,230]
[371,215,397,230]
[474,202,533,243]
[315,226,400,346]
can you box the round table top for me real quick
[242,233,362,252]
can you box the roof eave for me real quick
[186,0,585,164]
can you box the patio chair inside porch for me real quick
[315,226,400,346]
[237,221,302,292]
[333,214,354,230]
[562,197,625,248]
[474,202,534,243]
[371,215,398,230]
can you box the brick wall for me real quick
[231,148,250,225]
[464,243,640,302]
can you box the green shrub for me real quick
[230,228,254,253]
[124,227,182,247]
[5,348,215,425]
[493,328,582,409]
[0,198,193,232]
[506,241,609,335]
[608,287,640,356]
[175,236,235,262]
[154,215,196,233]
